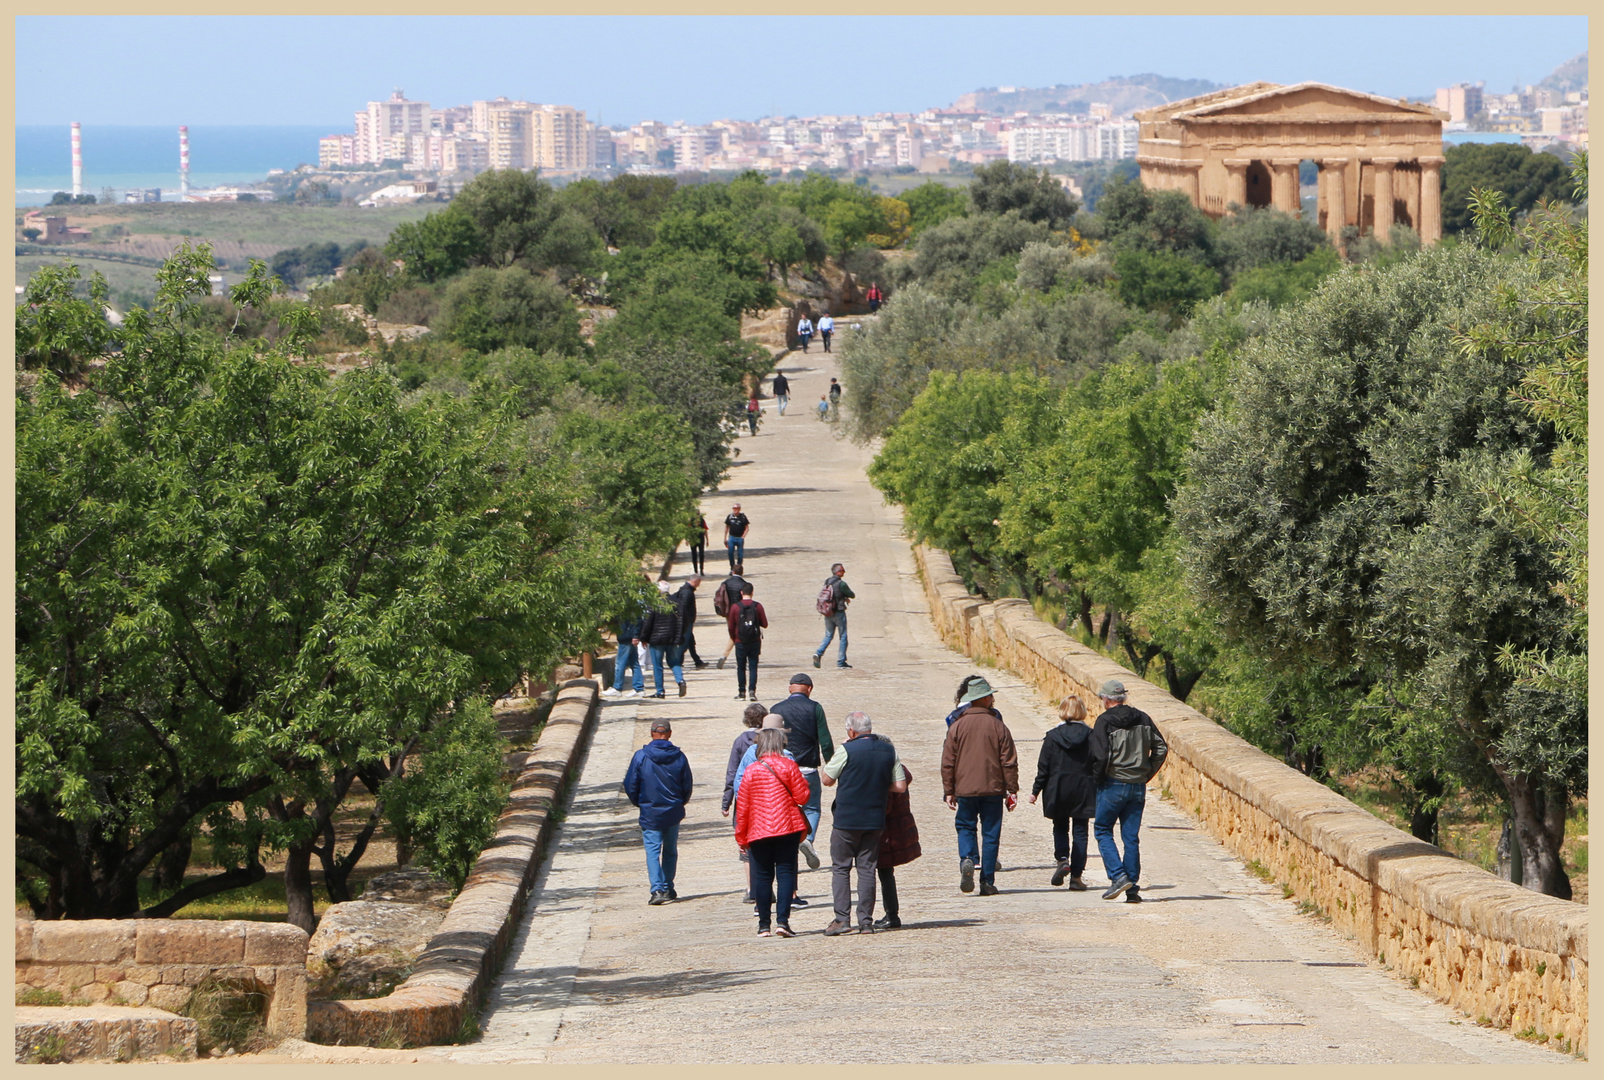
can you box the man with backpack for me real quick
[713,563,748,670]
[726,582,768,701]
[812,562,856,669]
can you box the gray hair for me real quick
[754,728,787,758]
[845,711,873,734]
[1101,690,1127,704]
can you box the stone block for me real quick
[32,920,135,964]
[243,922,309,965]
[126,966,162,987]
[23,964,58,986]
[95,966,127,984]
[59,964,95,990]
[16,919,34,962]
[147,984,190,1013]
[135,921,246,965]
[113,981,149,1007]
[253,966,278,986]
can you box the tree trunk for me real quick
[283,842,317,934]
[155,834,192,894]
[1078,589,1095,639]
[1100,605,1120,648]
[1406,772,1443,846]
[1497,766,1572,899]
[1162,652,1204,703]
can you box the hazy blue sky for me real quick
[17,16,1588,127]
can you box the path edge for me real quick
[911,542,1587,1057]
[305,678,601,1048]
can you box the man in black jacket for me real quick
[771,673,835,871]
[672,575,705,669]
[639,581,684,699]
[1087,679,1169,903]
[820,711,907,935]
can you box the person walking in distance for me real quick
[723,503,751,571]
[746,392,762,437]
[812,562,855,669]
[734,725,811,937]
[796,311,814,352]
[689,511,709,576]
[940,676,1019,896]
[713,562,748,670]
[769,673,835,874]
[945,674,1007,869]
[1088,679,1168,903]
[866,282,883,312]
[873,762,921,929]
[816,394,830,421]
[820,712,907,935]
[818,311,835,353]
[727,582,768,701]
[828,377,842,410]
[600,589,650,699]
[623,720,693,905]
[723,702,769,903]
[639,580,685,699]
[1030,696,1097,891]
[771,370,790,416]
[673,574,706,670]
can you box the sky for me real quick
[16,16,1589,128]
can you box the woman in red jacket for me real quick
[735,727,810,937]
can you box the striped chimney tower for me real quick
[71,122,83,196]
[179,126,190,198]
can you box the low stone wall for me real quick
[15,1005,198,1063]
[13,919,309,1040]
[913,543,1588,1054]
[306,678,601,1047]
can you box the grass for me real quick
[182,975,270,1056]
[26,1033,68,1064]
[17,987,66,1006]
[1245,859,1274,883]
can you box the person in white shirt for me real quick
[796,314,814,353]
[818,313,835,353]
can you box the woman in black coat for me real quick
[1029,696,1097,890]
[639,584,685,698]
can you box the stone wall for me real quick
[913,543,1587,1054]
[13,919,309,1040]
[306,678,601,1047]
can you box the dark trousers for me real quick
[683,627,703,666]
[821,329,833,352]
[830,827,883,926]
[877,865,899,918]
[734,642,759,695]
[1052,816,1090,876]
[748,832,801,930]
[689,540,705,574]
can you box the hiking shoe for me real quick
[823,919,852,936]
[648,891,668,905]
[1051,860,1071,887]
[800,838,821,870]
[772,924,795,938]
[789,895,810,909]
[812,653,821,668]
[717,657,726,670]
[959,858,976,893]
[1125,887,1143,904]
[1068,876,1088,892]
[1102,877,1133,901]
[677,681,687,697]
[979,882,999,896]
[873,914,901,930]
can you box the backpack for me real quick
[714,580,735,617]
[816,578,837,616]
[735,599,762,646]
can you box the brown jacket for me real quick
[941,705,1019,798]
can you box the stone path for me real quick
[435,348,1566,1066]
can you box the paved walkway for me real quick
[438,349,1564,1066]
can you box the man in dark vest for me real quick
[819,711,907,935]
[770,674,835,872]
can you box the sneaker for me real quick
[837,662,852,669]
[623,689,642,699]
[757,926,772,937]
[1068,876,1088,892]
[800,838,821,870]
[812,653,821,668]
[694,662,709,670]
[735,691,746,700]
[1102,877,1133,901]
[741,892,754,903]
[959,858,975,893]
[858,922,874,934]
[979,882,999,896]
[789,895,810,909]
[1051,860,1071,887]
[872,914,901,930]
[600,687,622,698]
[652,692,666,699]
[717,657,726,670]
[822,919,852,936]
[678,681,687,697]
[668,889,678,901]
[1125,887,1143,904]
[648,891,667,905]
[772,924,795,938]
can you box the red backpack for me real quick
[816,578,837,616]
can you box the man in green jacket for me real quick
[1087,679,1169,904]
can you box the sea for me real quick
[15,125,332,206]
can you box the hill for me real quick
[952,73,1225,117]
[1539,51,1587,93]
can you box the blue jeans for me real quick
[640,823,680,894]
[1094,782,1146,885]
[726,536,745,567]
[815,611,848,665]
[734,641,759,695]
[776,394,789,415]
[612,642,644,692]
[649,645,684,695]
[801,770,822,842]
[954,794,1004,885]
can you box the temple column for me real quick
[1270,158,1301,214]
[1224,158,1250,209]
[1179,161,1202,204]
[1418,155,1444,246]
[1321,158,1349,249]
[1372,157,1397,242]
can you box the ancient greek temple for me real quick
[1135,82,1446,248]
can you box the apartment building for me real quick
[359,89,432,164]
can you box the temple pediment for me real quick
[1137,82,1446,125]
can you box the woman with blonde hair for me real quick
[1029,695,1097,890]
[735,724,810,937]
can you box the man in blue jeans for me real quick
[1087,679,1168,903]
[940,676,1019,896]
[723,503,750,571]
[812,563,856,669]
[623,720,694,905]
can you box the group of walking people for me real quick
[621,666,1169,933]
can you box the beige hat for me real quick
[760,713,789,730]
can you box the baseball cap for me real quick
[1098,679,1127,698]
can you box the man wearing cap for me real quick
[623,720,694,905]
[770,673,835,873]
[723,503,751,571]
[1087,679,1168,903]
[819,711,907,935]
[940,676,1018,896]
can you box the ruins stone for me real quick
[305,900,446,999]
[360,867,456,910]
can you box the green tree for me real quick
[1223,247,1341,309]
[1113,248,1222,320]
[436,265,585,355]
[1215,207,1330,278]
[15,261,116,377]
[970,161,1079,228]
[449,168,602,273]
[1441,143,1571,235]
[385,206,481,282]
[900,181,970,237]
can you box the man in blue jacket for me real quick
[623,720,695,905]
